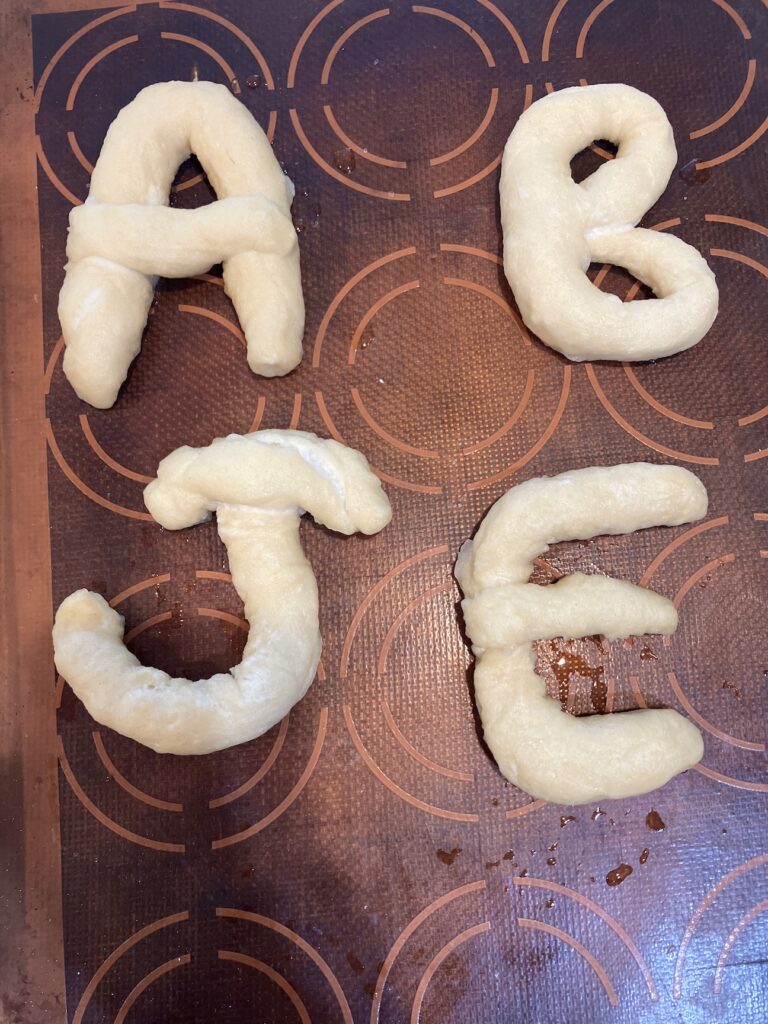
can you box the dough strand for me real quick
[59,81,304,408]
[457,463,708,804]
[53,431,392,755]
[500,84,718,361]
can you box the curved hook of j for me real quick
[53,430,391,755]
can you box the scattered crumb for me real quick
[436,847,462,865]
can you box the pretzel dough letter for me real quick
[59,81,304,408]
[53,432,391,754]
[501,84,718,361]
[457,463,707,804]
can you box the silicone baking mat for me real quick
[5,0,767,1020]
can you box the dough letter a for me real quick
[59,82,304,408]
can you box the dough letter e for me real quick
[458,463,708,804]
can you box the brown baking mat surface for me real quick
[23,0,767,1020]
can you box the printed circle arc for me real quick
[319,8,498,167]
[573,0,757,147]
[61,299,268,478]
[349,277,533,454]
[664,551,765,756]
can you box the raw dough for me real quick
[500,84,718,361]
[52,431,391,754]
[457,463,707,804]
[59,81,304,408]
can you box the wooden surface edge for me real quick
[0,2,66,1022]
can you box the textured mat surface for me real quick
[23,0,768,1020]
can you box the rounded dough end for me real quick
[53,589,123,639]
[143,447,211,530]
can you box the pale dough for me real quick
[52,431,392,754]
[59,81,304,409]
[457,463,707,804]
[500,84,719,361]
